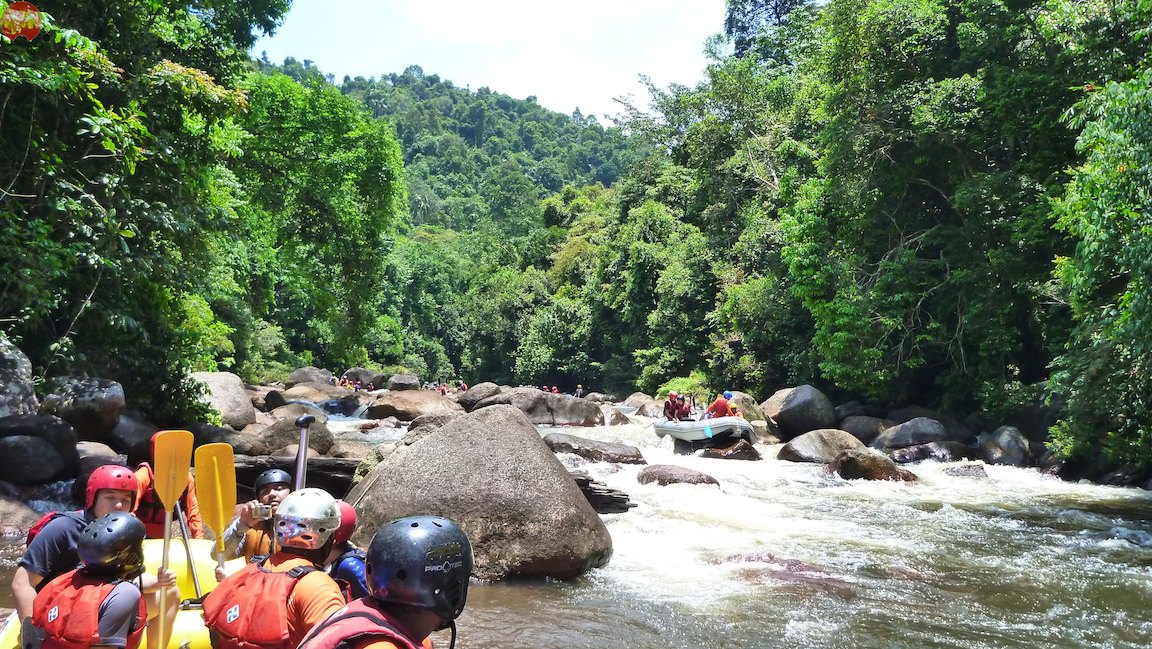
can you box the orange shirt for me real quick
[241,525,276,562]
[357,637,434,649]
[265,554,346,646]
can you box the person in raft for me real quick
[326,500,369,601]
[32,513,149,649]
[212,468,294,572]
[13,465,179,649]
[663,391,690,421]
[297,515,475,649]
[202,488,347,649]
[705,390,743,419]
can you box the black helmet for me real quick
[77,513,146,580]
[366,516,473,623]
[254,468,292,493]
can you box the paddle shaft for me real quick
[294,415,315,491]
[175,501,202,599]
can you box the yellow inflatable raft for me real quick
[0,538,244,649]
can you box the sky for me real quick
[250,0,727,121]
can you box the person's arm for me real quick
[11,565,43,620]
[211,515,248,560]
[96,581,143,647]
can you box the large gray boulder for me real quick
[870,417,948,450]
[838,416,894,445]
[474,388,603,426]
[108,410,160,464]
[0,337,38,418]
[456,382,502,412]
[828,448,918,482]
[637,465,719,487]
[778,429,866,463]
[258,417,335,455]
[386,374,421,391]
[347,405,612,581]
[286,366,334,388]
[40,377,125,441]
[543,433,646,464]
[761,385,836,441]
[980,426,1030,466]
[364,390,464,421]
[192,372,256,429]
[0,414,80,479]
[600,405,630,426]
[622,392,662,418]
[728,391,765,425]
[0,436,66,484]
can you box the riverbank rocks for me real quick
[0,336,38,417]
[40,377,125,441]
[286,366,334,387]
[456,382,502,411]
[870,417,947,450]
[699,439,761,460]
[600,404,630,426]
[637,465,720,487]
[386,374,420,391]
[364,390,463,421]
[778,429,865,463]
[0,495,40,538]
[544,433,646,464]
[110,410,160,464]
[623,392,662,418]
[348,404,612,581]
[762,385,836,441]
[839,416,894,445]
[258,417,334,455]
[890,441,975,464]
[729,391,766,425]
[0,414,79,479]
[979,426,1030,466]
[828,448,918,482]
[474,387,603,426]
[192,371,256,429]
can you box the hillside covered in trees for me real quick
[3,0,1152,476]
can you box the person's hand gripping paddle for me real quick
[151,429,193,647]
[194,443,236,577]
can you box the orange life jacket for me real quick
[134,463,194,538]
[33,570,146,649]
[297,598,420,649]
[202,557,320,649]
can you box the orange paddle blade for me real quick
[152,430,193,511]
[194,442,237,539]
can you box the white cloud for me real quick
[252,0,725,119]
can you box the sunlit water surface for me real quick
[4,419,1152,648]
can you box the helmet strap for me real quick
[446,620,458,649]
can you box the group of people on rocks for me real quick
[663,389,744,421]
[13,443,476,649]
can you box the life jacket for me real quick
[134,463,190,538]
[25,511,86,549]
[297,598,420,649]
[202,557,320,649]
[33,570,146,649]
[662,400,678,419]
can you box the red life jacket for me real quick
[297,598,420,649]
[33,570,146,649]
[202,557,320,649]
[134,463,189,538]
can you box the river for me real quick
[3,418,1152,648]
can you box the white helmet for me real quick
[274,488,340,550]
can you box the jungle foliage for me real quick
[4,0,1152,470]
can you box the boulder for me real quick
[886,406,973,442]
[190,423,269,457]
[0,495,41,538]
[473,388,602,426]
[0,436,66,484]
[890,441,975,464]
[282,382,349,403]
[0,337,38,417]
[943,463,989,478]
[108,410,160,465]
[406,412,464,444]
[347,405,612,581]
[40,377,125,441]
[76,441,121,476]
[979,426,1030,466]
[838,416,894,445]
[637,465,719,487]
[269,403,328,423]
[622,392,662,418]
[0,414,80,479]
[778,429,865,463]
[191,372,256,429]
[270,444,321,459]
[600,405,630,426]
[246,385,279,412]
[698,439,762,461]
[761,385,836,441]
[386,374,421,391]
[728,391,765,425]
[258,418,334,455]
[456,382,502,411]
[364,390,464,421]
[286,366,334,387]
[869,417,948,450]
[543,433,646,464]
[328,440,376,460]
[828,448,918,482]
[583,392,613,404]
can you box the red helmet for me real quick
[668,391,678,399]
[86,465,139,511]
[333,499,358,546]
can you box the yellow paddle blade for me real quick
[194,442,237,540]
[152,429,193,511]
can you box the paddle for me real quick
[294,414,315,491]
[151,429,193,648]
[174,501,202,599]
[194,442,236,576]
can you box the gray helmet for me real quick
[366,516,473,623]
[274,487,340,550]
[77,513,146,580]
[254,468,292,493]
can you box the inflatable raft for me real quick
[654,415,757,452]
[0,538,244,649]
